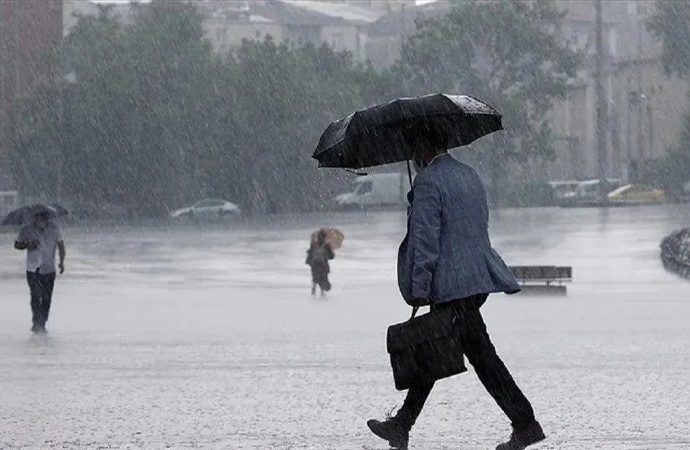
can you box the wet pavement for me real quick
[1,205,689,449]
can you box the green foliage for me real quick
[4,0,581,216]
[645,1,690,194]
[636,111,690,200]
[395,0,579,170]
[7,2,366,215]
[647,1,690,76]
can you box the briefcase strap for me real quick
[410,306,419,320]
[410,304,437,320]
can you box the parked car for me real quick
[558,178,622,207]
[170,199,241,218]
[607,184,665,205]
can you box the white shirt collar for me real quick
[429,152,448,166]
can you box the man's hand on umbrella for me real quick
[21,240,39,250]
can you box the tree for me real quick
[6,2,383,216]
[222,38,382,212]
[647,1,690,76]
[393,0,580,201]
[8,2,220,215]
[645,1,690,193]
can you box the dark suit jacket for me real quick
[398,154,520,304]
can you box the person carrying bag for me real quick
[367,127,544,450]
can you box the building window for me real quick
[331,30,344,50]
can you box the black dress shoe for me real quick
[367,417,409,449]
[496,421,545,450]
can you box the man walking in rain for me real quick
[14,211,66,333]
[367,126,544,450]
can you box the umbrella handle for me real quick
[406,160,413,189]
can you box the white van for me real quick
[335,173,413,209]
[548,180,581,203]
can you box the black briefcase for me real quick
[386,307,467,391]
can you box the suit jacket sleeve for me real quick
[410,177,441,299]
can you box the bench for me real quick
[509,266,573,295]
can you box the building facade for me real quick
[200,0,382,61]
[0,0,63,194]
[548,0,686,182]
[0,0,63,128]
[365,1,449,70]
[62,0,149,37]
[330,1,414,13]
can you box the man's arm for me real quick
[14,241,31,250]
[57,240,66,274]
[14,228,37,250]
[410,178,442,300]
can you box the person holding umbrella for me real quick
[369,125,543,450]
[313,94,544,450]
[306,228,337,296]
[13,208,66,333]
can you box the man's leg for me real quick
[26,272,42,329]
[395,382,435,430]
[367,377,435,449]
[454,296,536,430]
[310,267,317,295]
[38,273,56,327]
[321,272,331,293]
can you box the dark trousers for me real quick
[310,264,331,292]
[395,294,536,431]
[26,271,56,327]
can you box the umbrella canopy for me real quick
[312,93,503,170]
[48,203,70,217]
[1,204,69,226]
[311,227,345,250]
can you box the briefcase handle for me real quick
[409,304,437,320]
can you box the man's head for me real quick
[404,124,449,170]
[32,211,51,228]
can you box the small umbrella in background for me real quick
[311,227,345,249]
[1,204,69,226]
[312,93,503,174]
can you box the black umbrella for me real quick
[312,93,503,170]
[1,204,69,226]
[48,203,70,217]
